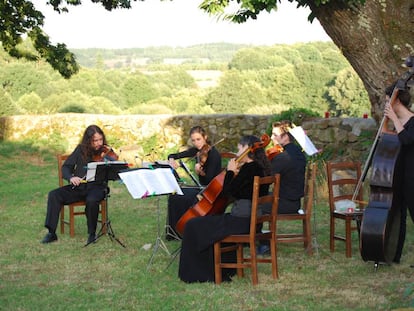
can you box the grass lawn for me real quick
[0,143,413,310]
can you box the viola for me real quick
[93,145,119,162]
[175,133,271,236]
[359,60,414,265]
[266,145,284,160]
[196,144,211,176]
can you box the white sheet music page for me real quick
[119,168,184,199]
[289,126,319,156]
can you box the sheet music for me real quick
[289,126,319,156]
[119,168,184,199]
[86,161,129,181]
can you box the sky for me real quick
[35,0,331,49]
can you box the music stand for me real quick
[85,161,129,248]
[117,167,183,269]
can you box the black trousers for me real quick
[44,183,106,235]
[166,187,200,239]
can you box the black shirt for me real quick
[270,143,306,201]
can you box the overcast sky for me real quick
[35,0,331,49]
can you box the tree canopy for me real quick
[1,0,412,119]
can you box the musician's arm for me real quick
[167,147,198,160]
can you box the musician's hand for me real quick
[227,158,239,174]
[384,102,398,123]
[70,176,83,187]
[168,158,179,169]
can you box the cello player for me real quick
[166,126,222,239]
[178,135,271,283]
[383,84,413,265]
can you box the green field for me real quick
[0,143,413,310]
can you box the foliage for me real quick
[0,0,78,77]
[0,42,370,117]
[266,107,319,134]
[200,0,366,23]
[327,67,370,117]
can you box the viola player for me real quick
[166,126,221,240]
[258,120,306,255]
[41,124,118,245]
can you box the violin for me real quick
[196,144,211,176]
[93,145,119,162]
[266,145,284,160]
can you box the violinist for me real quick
[166,126,222,239]
[383,84,413,265]
[41,125,118,245]
[258,120,306,254]
[178,135,271,283]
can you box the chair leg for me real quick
[69,206,75,238]
[214,242,222,284]
[249,243,258,285]
[345,218,352,258]
[270,238,278,279]
[60,206,65,234]
[304,219,313,255]
[330,215,335,253]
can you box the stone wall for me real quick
[0,114,377,164]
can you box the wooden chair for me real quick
[326,161,364,258]
[277,163,317,255]
[214,174,280,285]
[57,154,107,237]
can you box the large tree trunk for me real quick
[309,0,414,121]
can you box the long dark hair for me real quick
[239,135,272,176]
[79,125,107,160]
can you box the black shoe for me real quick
[87,234,96,244]
[41,232,58,244]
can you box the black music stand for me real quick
[85,162,128,248]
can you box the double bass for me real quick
[175,134,271,235]
[359,57,414,265]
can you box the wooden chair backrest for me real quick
[326,161,363,212]
[251,174,281,236]
[57,154,69,187]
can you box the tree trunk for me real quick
[309,0,414,121]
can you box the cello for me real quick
[175,133,271,235]
[359,58,414,266]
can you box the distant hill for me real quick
[71,43,251,69]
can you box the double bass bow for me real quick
[359,57,414,265]
[175,133,271,236]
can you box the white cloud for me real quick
[35,0,330,49]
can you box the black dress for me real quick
[166,146,222,239]
[178,161,268,283]
[394,116,414,262]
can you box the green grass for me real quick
[0,142,413,310]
